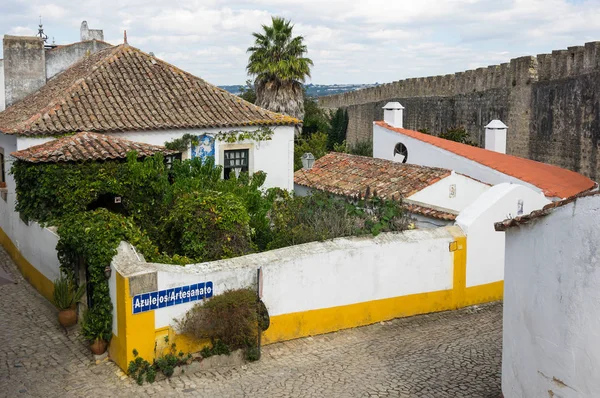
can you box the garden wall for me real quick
[108,225,502,371]
[0,133,60,301]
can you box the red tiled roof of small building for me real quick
[494,189,599,231]
[295,152,450,198]
[375,121,596,199]
[10,132,178,163]
[294,152,458,220]
[404,203,457,221]
[0,44,299,136]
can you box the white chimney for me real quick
[383,102,404,128]
[485,120,508,154]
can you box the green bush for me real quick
[128,339,191,385]
[51,273,85,310]
[332,139,373,157]
[162,191,253,261]
[268,191,409,249]
[169,157,276,251]
[81,308,112,342]
[439,126,477,146]
[178,288,259,350]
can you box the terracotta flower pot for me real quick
[90,339,107,355]
[58,308,77,327]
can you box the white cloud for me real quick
[0,0,598,84]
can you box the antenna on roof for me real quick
[124,30,128,45]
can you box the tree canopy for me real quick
[247,16,313,84]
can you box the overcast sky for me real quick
[1,0,599,85]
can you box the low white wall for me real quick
[373,123,544,195]
[407,172,489,212]
[502,194,600,398]
[0,185,61,283]
[456,183,550,287]
[0,133,61,284]
[113,228,456,330]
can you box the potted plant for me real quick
[81,309,110,355]
[52,273,85,327]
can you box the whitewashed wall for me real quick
[111,126,295,191]
[456,183,549,287]
[408,172,489,212]
[0,133,61,283]
[111,228,456,330]
[502,194,600,398]
[373,124,545,196]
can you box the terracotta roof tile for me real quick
[0,44,299,136]
[376,121,596,199]
[10,132,178,163]
[403,202,457,221]
[494,189,599,231]
[294,152,457,220]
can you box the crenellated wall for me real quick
[319,42,600,180]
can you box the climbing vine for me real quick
[56,209,193,342]
[163,127,275,151]
[213,127,274,143]
[163,134,199,152]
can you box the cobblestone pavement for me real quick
[0,246,502,398]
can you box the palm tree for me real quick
[247,17,313,121]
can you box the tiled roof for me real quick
[494,189,599,231]
[295,152,450,198]
[404,202,457,221]
[376,121,596,199]
[294,152,457,220]
[0,44,299,136]
[10,132,178,163]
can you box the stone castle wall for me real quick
[318,42,600,180]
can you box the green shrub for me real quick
[348,140,373,157]
[439,126,477,146]
[51,273,85,310]
[178,288,259,350]
[81,308,112,342]
[332,139,373,157]
[200,340,231,358]
[162,191,253,261]
[169,157,276,251]
[128,340,191,385]
[268,191,409,249]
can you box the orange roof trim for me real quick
[376,121,596,198]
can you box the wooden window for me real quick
[223,149,249,179]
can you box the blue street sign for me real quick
[132,281,213,314]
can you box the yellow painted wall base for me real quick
[0,226,54,301]
[464,281,504,306]
[263,289,454,344]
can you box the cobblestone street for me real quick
[0,246,502,397]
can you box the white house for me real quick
[495,192,600,398]
[0,32,297,298]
